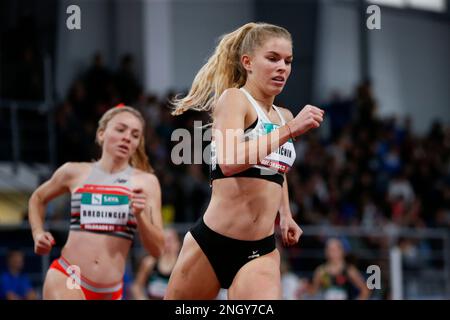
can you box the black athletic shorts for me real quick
[190,217,276,289]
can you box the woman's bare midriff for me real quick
[203,177,282,240]
[61,231,131,285]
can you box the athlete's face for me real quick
[326,239,345,262]
[99,111,143,160]
[164,229,181,254]
[242,36,293,96]
[8,251,24,273]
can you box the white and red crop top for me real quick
[70,162,137,241]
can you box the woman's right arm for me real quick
[214,88,324,176]
[308,266,324,296]
[28,162,75,255]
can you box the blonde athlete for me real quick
[165,22,324,300]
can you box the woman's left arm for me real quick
[279,176,303,246]
[131,173,165,258]
[278,108,303,246]
[347,265,371,300]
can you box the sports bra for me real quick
[210,88,296,186]
[70,162,137,241]
[319,264,354,300]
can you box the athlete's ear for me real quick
[241,54,252,73]
[97,129,105,146]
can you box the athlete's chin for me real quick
[266,86,284,96]
[113,151,131,160]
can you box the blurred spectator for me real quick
[82,52,114,109]
[354,80,377,129]
[434,207,450,229]
[180,164,211,222]
[307,238,370,300]
[279,254,302,300]
[387,171,416,224]
[360,193,384,229]
[15,46,43,100]
[67,81,89,122]
[323,90,353,137]
[115,54,142,105]
[122,262,134,300]
[55,101,85,163]
[0,15,43,100]
[398,237,431,298]
[0,249,37,300]
[143,94,162,128]
[131,228,181,300]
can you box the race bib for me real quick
[79,186,130,231]
[258,123,295,174]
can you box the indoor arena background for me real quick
[0,0,449,300]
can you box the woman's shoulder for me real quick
[345,263,360,274]
[46,162,92,189]
[315,264,328,275]
[214,88,250,117]
[56,162,92,177]
[221,87,245,99]
[217,88,249,108]
[132,169,160,187]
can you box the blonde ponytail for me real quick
[171,22,291,116]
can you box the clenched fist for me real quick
[288,105,325,137]
[33,231,55,255]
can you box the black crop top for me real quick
[209,88,297,187]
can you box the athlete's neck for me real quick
[8,267,21,276]
[97,156,129,174]
[160,253,178,266]
[242,84,274,113]
[328,260,345,270]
